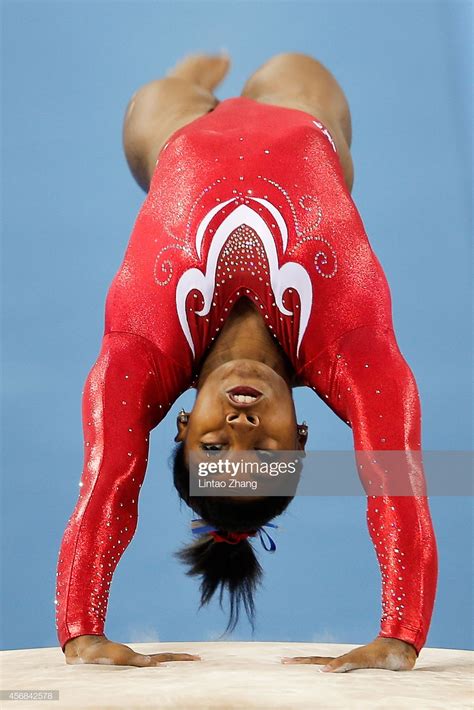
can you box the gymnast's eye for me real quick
[200,443,224,452]
[255,449,272,460]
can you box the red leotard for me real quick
[55,96,437,654]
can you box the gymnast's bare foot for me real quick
[166,51,231,92]
[64,634,201,667]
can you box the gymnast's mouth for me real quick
[225,386,263,407]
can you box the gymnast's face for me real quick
[175,359,306,458]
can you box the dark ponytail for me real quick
[171,441,294,633]
[175,534,262,633]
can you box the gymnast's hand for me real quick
[64,634,201,667]
[281,638,417,673]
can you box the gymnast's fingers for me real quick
[116,651,200,667]
[154,652,202,663]
[321,653,359,673]
[319,646,377,672]
[281,655,335,665]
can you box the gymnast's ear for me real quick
[174,410,190,443]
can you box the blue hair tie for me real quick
[191,518,278,552]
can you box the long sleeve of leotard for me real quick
[54,331,189,652]
[298,324,438,655]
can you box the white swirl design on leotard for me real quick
[185,178,229,242]
[298,194,323,234]
[287,234,337,278]
[313,237,338,279]
[257,176,302,235]
[154,244,193,286]
[257,178,322,236]
[176,202,312,357]
[156,171,339,352]
[285,193,336,277]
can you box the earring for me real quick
[297,420,308,437]
[178,408,189,423]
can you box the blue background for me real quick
[2,0,472,651]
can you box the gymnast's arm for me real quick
[295,324,438,670]
[54,331,199,666]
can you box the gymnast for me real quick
[55,52,437,671]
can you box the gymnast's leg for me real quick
[240,52,354,192]
[123,53,230,192]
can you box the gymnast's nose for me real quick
[226,412,260,430]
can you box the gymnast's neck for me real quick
[196,296,299,390]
